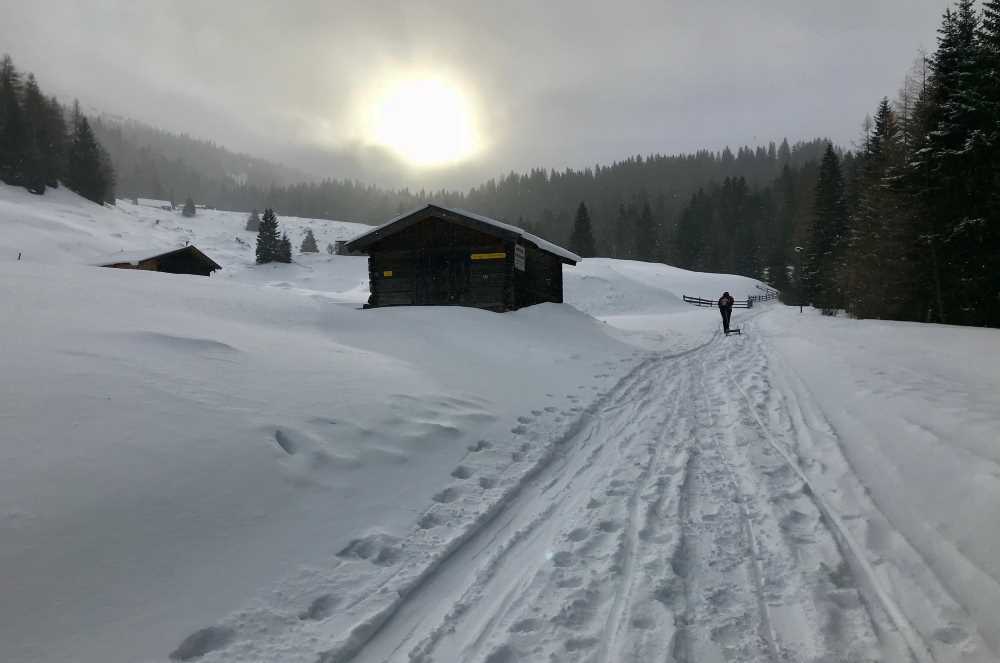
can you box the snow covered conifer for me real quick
[182,197,196,218]
[635,200,657,262]
[66,111,113,204]
[255,208,279,264]
[805,144,848,310]
[278,233,293,263]
[300,228,318,253]
[569,202,596,258]
[0,55,28,187]
[245,208,260,232]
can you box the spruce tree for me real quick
[805,144,848,310]
[66,112,112,204]
[0,55,28,187]
[245,208,260,231]
[182,196,196,217]
[635,200,657,262]
[569,202,596,258]
[255,208,279,264]
[21,74,47,194]
[278,233,293,263]
[300,228,318,253]
[43,96,68,187]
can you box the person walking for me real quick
[718,291,734,333]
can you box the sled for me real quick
[724,328,742,336]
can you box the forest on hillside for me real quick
[0,55,114,204]
[1,1,996,327]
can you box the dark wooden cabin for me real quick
[99,245,222,276]
[344,205,580,312]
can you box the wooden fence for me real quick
[683,287,779,309]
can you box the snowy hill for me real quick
[3,184,997,663]
[0,184,758,663]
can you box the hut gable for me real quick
[98,245,222,277]
[345,205,580,312]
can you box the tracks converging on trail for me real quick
[194,310,995,663]
[334,315,909,663]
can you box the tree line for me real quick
[802,0,999,327]
[0,55,115,204]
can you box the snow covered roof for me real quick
[136,198,173,208]
[95,245,222,270]
[345,204,582,264]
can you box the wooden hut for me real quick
[99,245,221,276]
[344,205,580,312]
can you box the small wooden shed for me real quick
[99,245,221,276]
[345,205,580,312]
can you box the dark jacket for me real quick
[718,295,734,310]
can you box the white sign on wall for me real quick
[514,244,526,271]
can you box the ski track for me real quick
[190,308,996,663]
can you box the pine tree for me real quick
[804,144,849,310]
[245,208,260,231]
[278,233,293,263]
[300,228,318,253]
[904,1,992,324]
[182,196,196,217]
[66,110,113,204]
[634,200,657,261]
[255,208,280,264]
[20,75,48,194]
[0,55,28,187]
[569,202,596,257]
[43,96,68,187]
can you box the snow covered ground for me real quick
[1,184,998,663]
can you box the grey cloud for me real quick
[0,0,952,188]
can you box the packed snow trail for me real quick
[340,321,892,663]
[185,311,995,663]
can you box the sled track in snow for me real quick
[336,314,888,663]
[722,325,935,663]
[187,308,992,663]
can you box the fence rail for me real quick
[683,287,780,309]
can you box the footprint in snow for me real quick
[597,519,622,533]
[551,551,574,567]
[468,440,492,452]
[432,486,461,503]
[933,625,968,645]
[299,594,338,621]
[336,533,402,566]
[169,626,234,661]
[567,527,590,542]
[517,415,533,424]
[478,476,497,490]
[451,465,473,479]
[510,618,541,633]
[510,425,528,435]
[418,512,442,529]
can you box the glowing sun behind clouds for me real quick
[363,75,482,168]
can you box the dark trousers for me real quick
[720,307,732,332]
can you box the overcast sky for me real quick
[1,0,951,189]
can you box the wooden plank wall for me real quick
[514,242,563,307]
[367,217,513,310]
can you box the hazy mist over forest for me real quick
[1,0,951,188]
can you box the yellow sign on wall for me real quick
[383,270,393,277]
[470,252,506,261]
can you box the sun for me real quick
[366,76,480,167]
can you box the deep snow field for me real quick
[1,183,998,663]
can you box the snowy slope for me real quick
[0,185,739,663]
[4,183,997,663]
